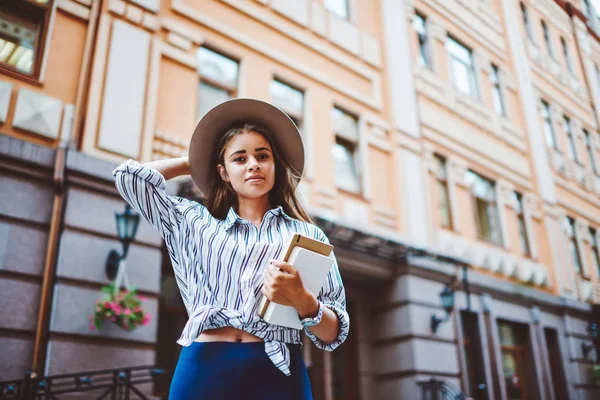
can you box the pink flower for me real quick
[141,315,150,326]
[138,296,147,302]
[134,306,142,313]
[111,316,116,322]
[124,309,131,316]
[89,323,95,331]
[104,302,112,310]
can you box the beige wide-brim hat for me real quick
[188,98,305,194]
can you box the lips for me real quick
[246,175,264,182]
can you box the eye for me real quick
[233,157,246,163]
[258,153,270,160]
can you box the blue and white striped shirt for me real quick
[113,160,349,376]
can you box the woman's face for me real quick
[217,131,276,201]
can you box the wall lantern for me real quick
[105,204,140,280]
[582,321,598,359]
[431,284,455,334]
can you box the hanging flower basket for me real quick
[89,283,150,332]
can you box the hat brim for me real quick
[188,98,305,194]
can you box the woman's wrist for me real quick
[296,290,319,319]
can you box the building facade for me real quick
[2,0,600,399]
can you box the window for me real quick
[413,13,431,69]
[584,130,597,173]
[447,37,478,98]
[565,217,583,275]
[465,170,502,245]
[563,116,578,162]
[541,101,557,149]
[491,64,505,116]
[433,154,452,229]
[325,0,349,20]
[541,20,555,59]
[0,0,54,79]
[197,47,239,119]
[513,192,530,257]
[270,79,304,130]
[498,321,539,400]
[591,227,600,276]
[561,37,573,72]
[520,2,535,43]
[332,107,361,193]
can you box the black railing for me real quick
[0,365,167,400]
[417,378,468,400]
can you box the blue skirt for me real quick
[169,341,313,400]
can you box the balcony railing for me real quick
[0,365,167,400]
[417,378,468,400]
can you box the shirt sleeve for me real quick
[112,159,193,240]
[303,227,350,351]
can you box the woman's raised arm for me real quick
[143,156,190,181]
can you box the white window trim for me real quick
[39,1,59,82]
[574,218,590,277]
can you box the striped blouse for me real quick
[112,160,350,376]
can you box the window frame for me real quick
[491,64,506,116]
[520,2,535,43]
[563,115,579,162]
[332,106,361,195]
[0,0,54,84]
[413,12,431,70]
[447,36,479,99]
[324,0,351,21]
[433,153,453,229]
[466,170,503,246]
[565,216,585,277]
[590,227,600,277]
[541,100,557,149]
[584,129,597,173]
[541,20,556,60]
[196,46,239,120]
[270,78,305,130]
[513,192,531,258]
[560,37,573,73]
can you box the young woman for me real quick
[113,98,349,400]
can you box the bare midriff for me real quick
[194,327,264,343]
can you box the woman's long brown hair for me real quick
[204,123,314,224]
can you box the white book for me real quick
[258,247,334,330]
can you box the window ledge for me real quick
[0,66,43,87]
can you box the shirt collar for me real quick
[224,205,293,231]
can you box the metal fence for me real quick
[0,365,166,400]
[417,378,467,400]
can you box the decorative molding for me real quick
[108,0,126,16]
[172,0,381,110]
[0,81,12,124]
[13,88,63,139]
[167,32,192,51]
[310,1,327,37]
[161,17,204,45]
[142,13,159,31]
[129,0,161,13]
[57,0,91,20]
[126,5,144,24]
[60,104,75,143]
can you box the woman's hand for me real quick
[261,260,318,317]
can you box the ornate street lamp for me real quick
[105,204,140,280]
[582,321,599,359]
[431,284,455,334]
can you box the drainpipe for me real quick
[70,0,103,151]
[30,0,103,376]
[30,141,67,377]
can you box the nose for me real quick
[248,156,261,171]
